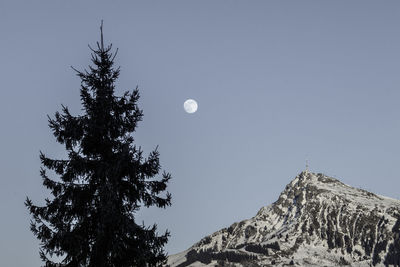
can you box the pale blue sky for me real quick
[1,1,400,266]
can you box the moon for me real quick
[184,99,198,113]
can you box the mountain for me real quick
[167,171,400,267]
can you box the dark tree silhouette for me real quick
[25,23,172,267]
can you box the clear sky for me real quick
[1,1,400,266]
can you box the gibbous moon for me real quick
[184,99,198,113]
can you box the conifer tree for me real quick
[25,23,172,267]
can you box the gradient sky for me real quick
[2,1,400,266]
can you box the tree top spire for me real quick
[100,20,104,50]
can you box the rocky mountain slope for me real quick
[167,171,400,267]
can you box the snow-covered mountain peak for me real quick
[167,171,400,267]
[270,171,399,216]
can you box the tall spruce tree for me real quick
[25,23,172,267]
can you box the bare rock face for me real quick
[167,171,400,267]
